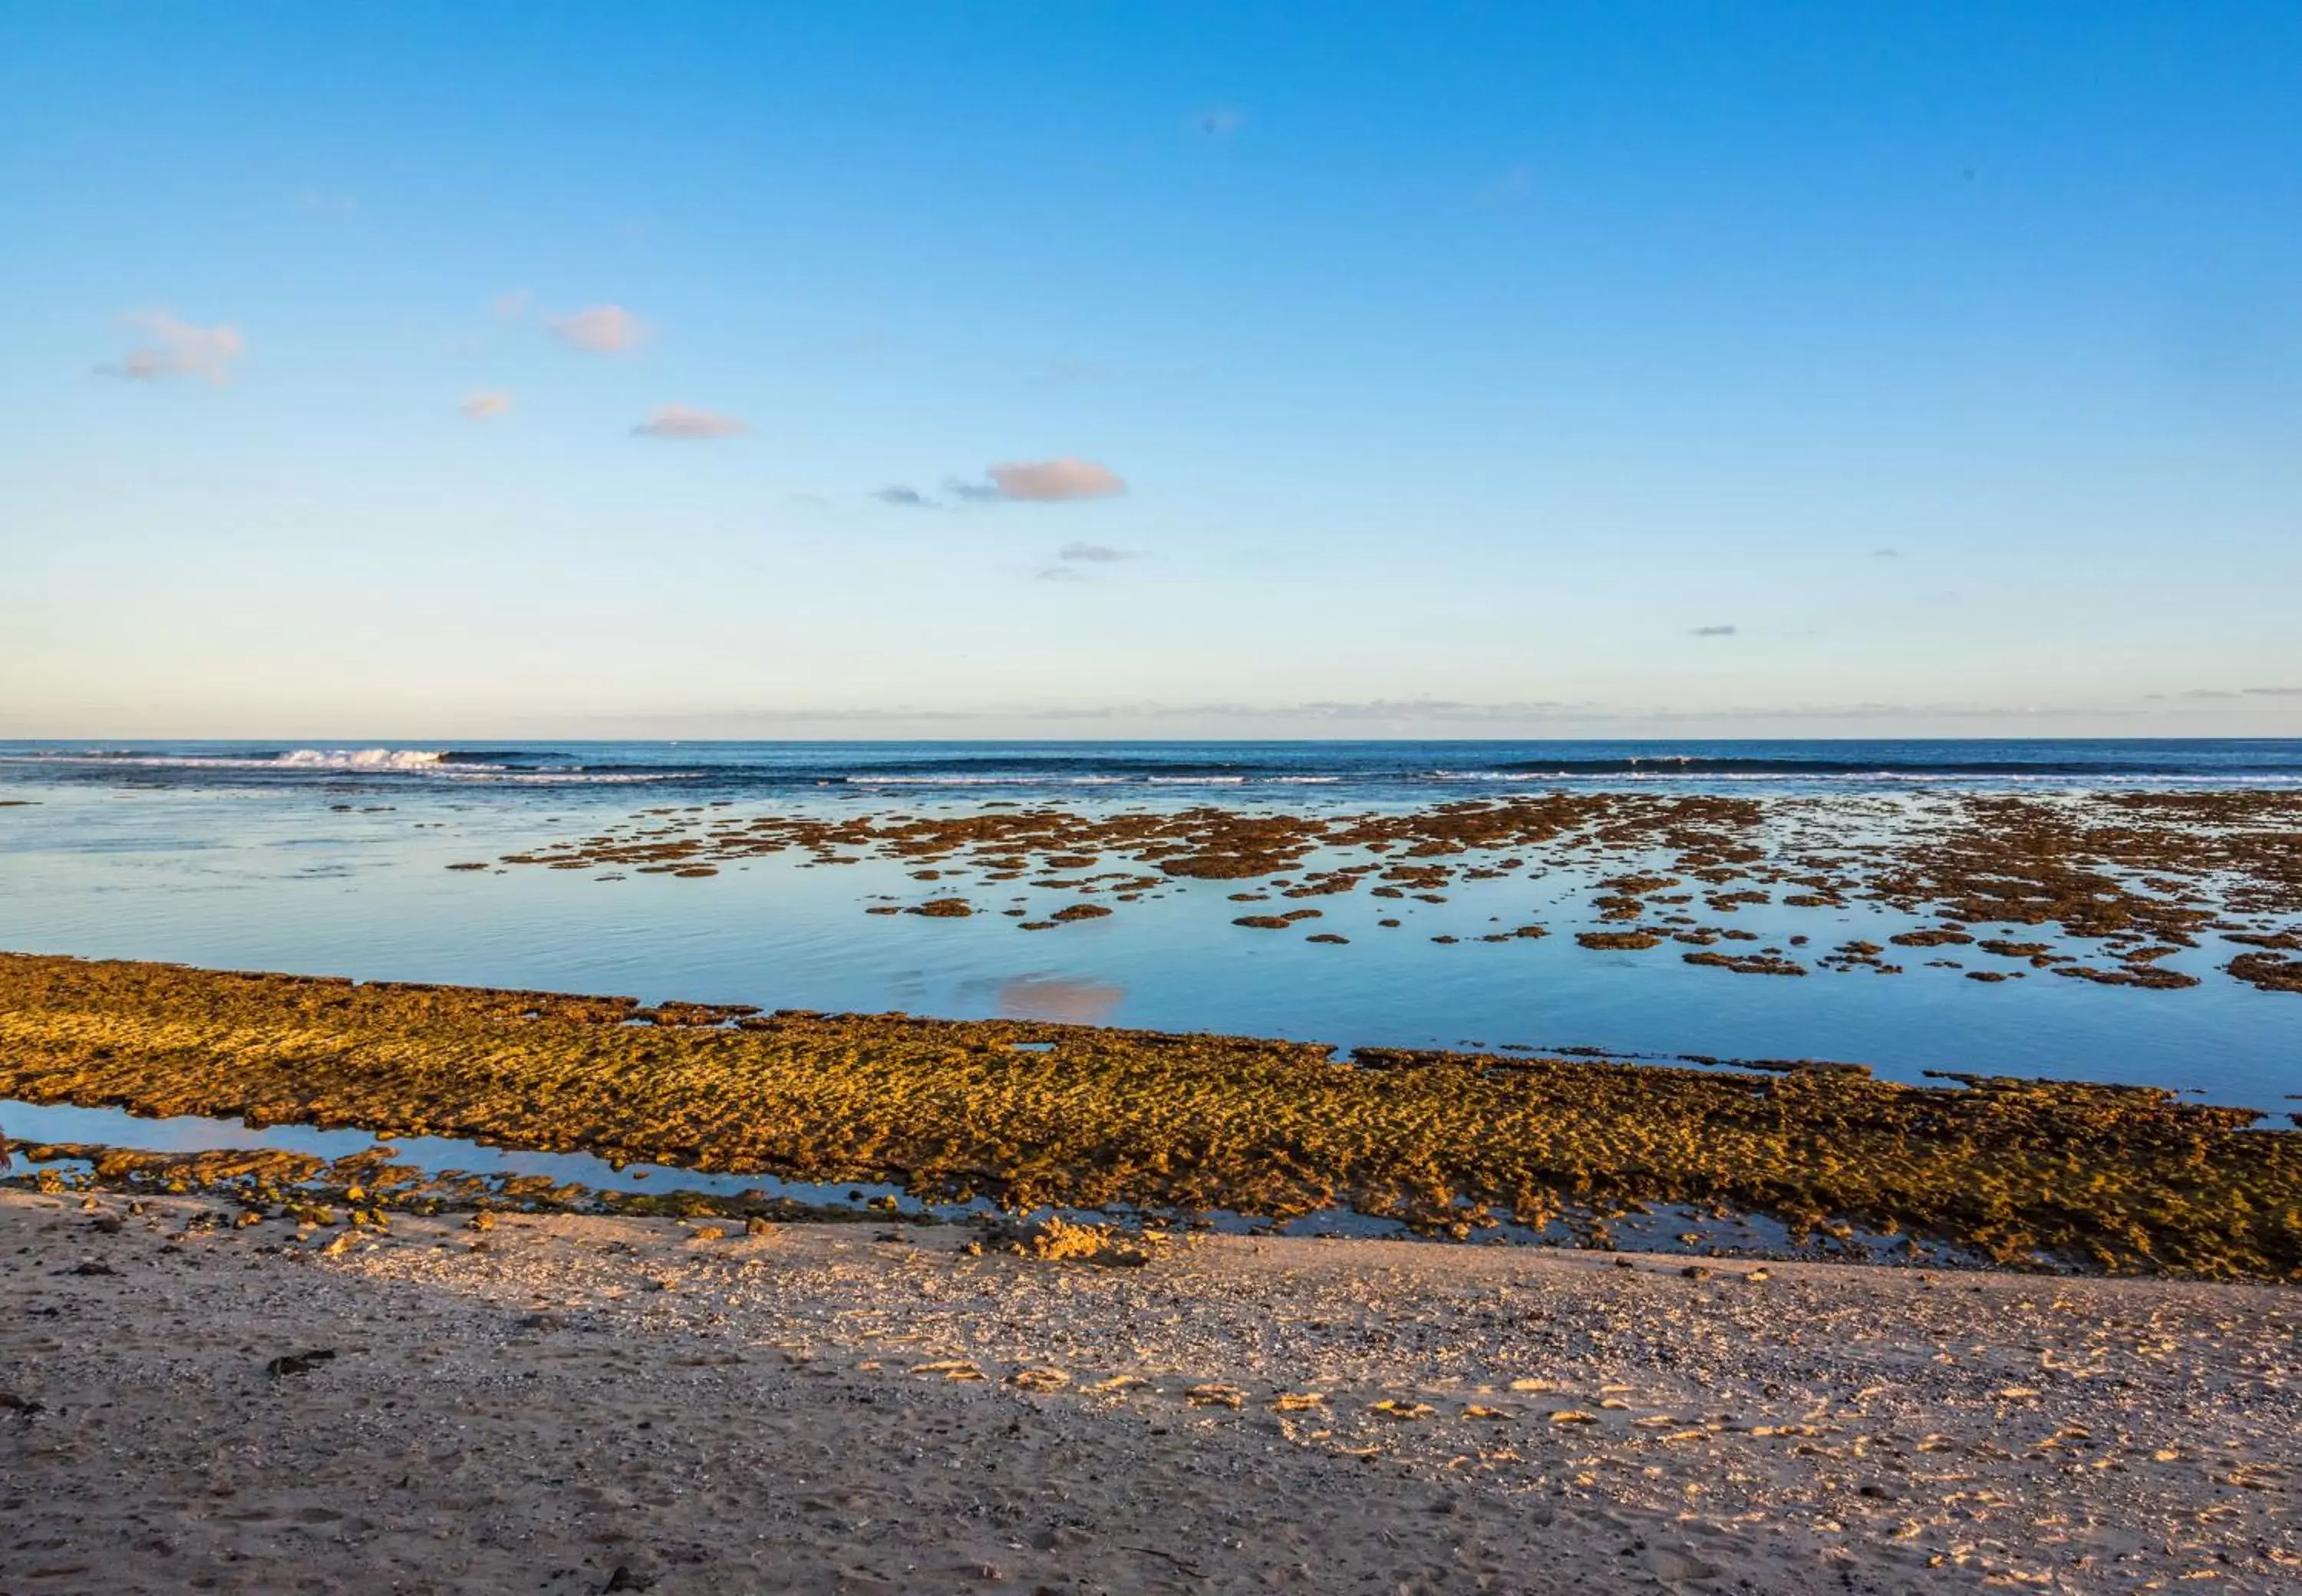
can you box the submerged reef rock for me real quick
[470,787,2302,995]
[1683,951,1808,977]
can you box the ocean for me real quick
[8,737,2302,796]
[2,738,2297,1113]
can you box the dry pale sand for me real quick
[2,1190,2294,1594]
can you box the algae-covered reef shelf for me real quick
[2,952,2294,1280]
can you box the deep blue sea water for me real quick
[2,739,2297,1114]
[7,737,2302,799]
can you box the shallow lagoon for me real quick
[1,742,2297,1112]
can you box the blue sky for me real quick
[2,1,2297,737]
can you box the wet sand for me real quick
[3,1190,2294,1593]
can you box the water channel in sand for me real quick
[2,1096,2001,1268]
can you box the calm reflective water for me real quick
[2,739,2297,1112]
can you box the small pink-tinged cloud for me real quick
[632,404,747,440]
[987,457,1126,502]
[460,389,513,420]
[550,303,649,354]
[100,312,246,384]
[491,289,535,322]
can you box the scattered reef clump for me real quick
[4,1138,908,1230]
[1,953,2296,1280]
[1575,930,1664,951]
[462,789,2302,994]
[1683,951,1807,977]
[2228,952,2302,994]
[976,1213,1163,1266]
[903,898,975,918]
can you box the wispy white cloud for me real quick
[1690,624,1738,637]
[1035,538,1142,582]
[491,289,535,322]
[99,312,246,384]
[632,404,747,440]
[460,389,513,421]
[984,458,1126,502]
[550,303,649,354]
[299,189,359,219]
[1057,542,1136,563]
[1644,701,2142,722]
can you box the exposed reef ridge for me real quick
[1,952,2295,1280]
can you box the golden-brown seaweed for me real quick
[2,951,2294,1279]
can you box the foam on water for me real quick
[278,748,460,771]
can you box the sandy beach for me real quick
[4,1189,2294,1594]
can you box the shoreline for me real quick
[3,1189,2294,1592]
[2,951,2297,1281]
[0,1130,2000,1271]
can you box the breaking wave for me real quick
[278,748,460,771]
[0,747,684,785]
